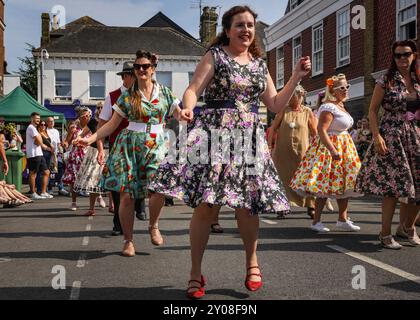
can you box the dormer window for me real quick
[290,0,299,10]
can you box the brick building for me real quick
[0,0,5,96]
[265,0,419,123]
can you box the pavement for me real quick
[0,191,419,300]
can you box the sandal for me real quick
[186,275,206,300]
[210,223,224,233]
[379,233,402,250]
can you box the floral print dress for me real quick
[101,82,179,199]
[149,45,290,215]
[290,103,362,199]
[62,128,89,186]
[355,72,420,205]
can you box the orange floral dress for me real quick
[290,103,363,199]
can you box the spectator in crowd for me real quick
[25,112,50,200]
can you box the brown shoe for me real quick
[122,240,136,257]
[149,226,164,246]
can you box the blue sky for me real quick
[5,0,288,73]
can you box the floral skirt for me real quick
[149,108,290,215]
[290,132,363,199]
[73,147,109,194]
[355,120,419,205]
[62,145,88,186]
[100,129,167,199]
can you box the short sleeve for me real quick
[100,95,113,121]
[318,103,338,116]
[112,91,129,118]
[162,85,180,117]
[376,74,387,89]
[29,126,38,138]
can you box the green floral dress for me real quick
[101,82,179,198]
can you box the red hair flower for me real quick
[326,78,334,88]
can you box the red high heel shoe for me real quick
[245,266,262,292]
[186,275,206,300]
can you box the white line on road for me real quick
[0,257,11,263]
[77,253,87,268]
[88,216,93,221]
[327,245,420,285]
[261,219,278,225]
[69,281,82,300]
[82,236,89,246]
[86,224,92,231]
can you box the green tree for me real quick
[17,43,38,99]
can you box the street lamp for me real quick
[40,49,49,106]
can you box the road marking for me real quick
[88,216,93,221]
[261,219,278,225]
[82,237,89,246]
[0,257,11,263]
[69,281,82,300]
[328,245,420,285]
[86,224,91,231]
[76,253,87,268]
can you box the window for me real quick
[312,23,324,76]
[156,71,172,90]
[397,0,417,40]
[89,71,105,99]
[276,46,285,89]
[337,6,350,67]
[55,70,71,100]
[293,35,302,68]
[290,0,299,10]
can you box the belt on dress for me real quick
[126,122,164,133]
[203,100,260,114]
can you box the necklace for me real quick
[289,106,302,129]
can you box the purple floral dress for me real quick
[149,46,289,215]
[355,72,420,205]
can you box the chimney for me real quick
[41,13,50,47]
[200,6,218,47]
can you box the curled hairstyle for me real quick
[292,85,306,106]
[129,49,159,118]
[75,106,91,118]
[323,74,347,102]
[209,6,262,58]
[386,40,419,85]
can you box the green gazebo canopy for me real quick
[0,87,66,123]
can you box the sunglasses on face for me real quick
[394,52,413,59]
[333,84,351,91]
[133,63,154,71]
[40,123,46,126]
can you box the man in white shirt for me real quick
[26,112,51,200]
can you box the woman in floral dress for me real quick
[356,40,420,249]
[62,107,91,211]
[80,50,181,257]
[290,74,363,233]
[149,5,311,299]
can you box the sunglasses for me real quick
[333,84,351,91]
[40,123,46,126]
[133,63,154,71]
[393,52,413,59]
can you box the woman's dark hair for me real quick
[385,39,419,84]
[209,6,262,58]
[135,49,158,66]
